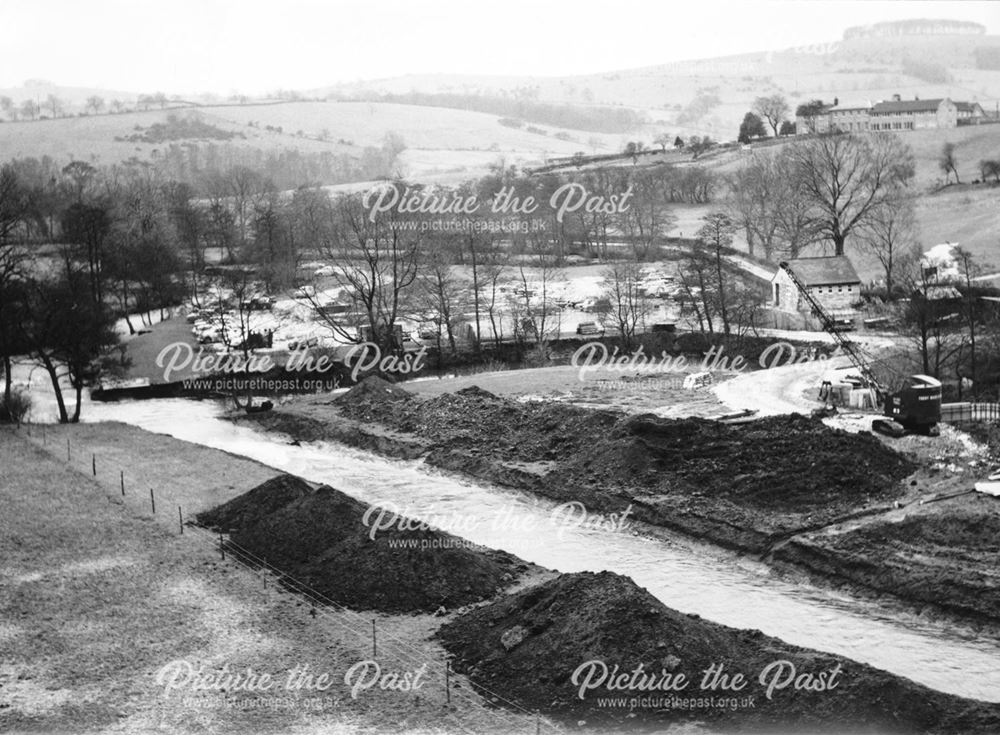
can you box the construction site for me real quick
[4,8,1000,734]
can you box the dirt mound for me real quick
[196,474,528,613]
[196,475,312,531]
[337,375,413,405]
[614,412,914,511]
[437,571,1000,733]
[455,385,499,400]
[775,508,1000,622]
[332,389,915,549]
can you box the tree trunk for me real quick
[832,232,846,256]
[121,282,135,335]
[71,382,83,423]
[715,251,731,336]
[2,352,12,409]
[468,238,481,353]
[39,353,69,424]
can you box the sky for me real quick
[0,0,997,95]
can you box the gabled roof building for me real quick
[797,94,988,134]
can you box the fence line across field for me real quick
[184,523,552,735]
[181,525,492,735]
[30,432,558,735]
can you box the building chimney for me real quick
[833,96,839,106]
[892,93,901,101]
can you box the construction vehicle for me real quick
[779,261,941,438]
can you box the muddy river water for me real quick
[81,397,1000,703]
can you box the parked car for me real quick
[247,296,275,311]
[576,321,605,337]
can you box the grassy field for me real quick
[915,184,1000,271]
[0,108,346,167]
[210,101,610,153]
[0,423,544,735]
[0,101,606,176]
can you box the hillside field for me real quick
[0,101,611,180]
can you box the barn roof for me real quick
[955,101,984,113]
[782,256,861,286]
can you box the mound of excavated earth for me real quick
[324,380,916,551]
[196,474,528,613]
[774,507,1000,622]
[436,571,1000,733]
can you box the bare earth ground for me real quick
[0,424,548,735]
[250,356,1000,628]
[404,365,730,417]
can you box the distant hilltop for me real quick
[843,19,986,40]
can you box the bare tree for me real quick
[15,267,117,423]
[788,133,915,256]
[939,142,960,184]
[0,165,30,410]
[954,247,980,392]
[225,166,272,250]
[601,261,652,350]
[20,99,39,120]
[902,256,965,380]
[753,95,790,137]
[86,96,105,114]
[621,169,675,260]
[677,250,715,333]
[44,94,63,118]
[416,242,467,355]
[511,251,562,363]
[696,212,738,335]
[728,154,783,259]
[311,187,422,354]
[857,191,919,297]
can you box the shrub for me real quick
[0,387,32,425]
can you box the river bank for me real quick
[5,421,999,734]
[240,377,1000,629]
[187,465,1000,733]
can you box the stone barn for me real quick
[771,256,862,315]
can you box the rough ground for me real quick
[196,474,531,613]
[437,571,1000,734]
[773,497,1000,624]
[241,376,1000,627]
[247,377,915,554]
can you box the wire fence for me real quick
[26,429,562,735]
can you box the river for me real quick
[78,396,1000,704]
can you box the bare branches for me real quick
[785,133,914,255]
